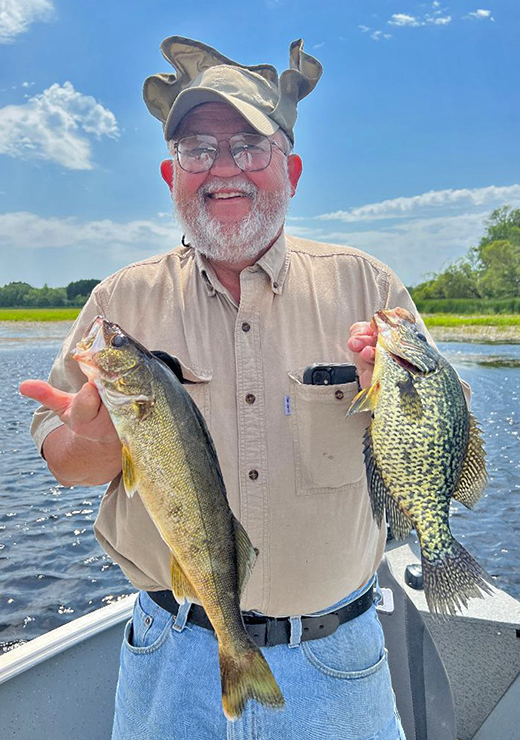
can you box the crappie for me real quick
[347,308,491,616]
[72,316,284,719]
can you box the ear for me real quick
[287,154,302,197]
[160,159,174,190]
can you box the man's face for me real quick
[165,102,301,264]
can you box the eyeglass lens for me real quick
[176,133,274,173]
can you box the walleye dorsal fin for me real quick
[233,517,258,597]
[121,444,138,498]
[170,552,200,603]
[362,428,387,527]
[346,382,380,417]
[452,413,488,509]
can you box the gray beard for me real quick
[173,175,292,264]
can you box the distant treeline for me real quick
[0,279,100,308]
[410,206,520,312]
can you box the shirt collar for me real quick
[193,232,290,297]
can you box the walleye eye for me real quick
[416,332,427,342]
[111,334,127,348]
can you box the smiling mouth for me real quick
[206,191,250,200]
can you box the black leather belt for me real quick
[146,587,374,647]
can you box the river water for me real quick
[1,323,519,651]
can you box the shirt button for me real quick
[248,469,259,481]
[245,393,256,404]
[241,322,251,332]
[334,390,344,400]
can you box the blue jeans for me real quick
[111,583,406,740]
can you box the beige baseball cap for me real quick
[143,36,322,144]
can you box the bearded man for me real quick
[21,36,420,739]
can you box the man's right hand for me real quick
[20,380,122,486]
[20,380,119,444]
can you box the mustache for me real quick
[198,177,258,198]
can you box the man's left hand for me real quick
[347,322,377,389]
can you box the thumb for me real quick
[20,380,76,418]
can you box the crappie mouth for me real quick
[372,309,438,375]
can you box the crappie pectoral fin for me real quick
[346,382,380,417]
[121,444,138,498]
[397,374,423,419]
[384,494,414,540]
[170,552,200,603]
[452,413,488,509]
[362,428,387,528]
[233,517,258,597]
[220,644,284,720]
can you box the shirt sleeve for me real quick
[383,266,472,408]
[30,288,108,455]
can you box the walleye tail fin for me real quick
[422,538,493,618]
[219,643,284,720]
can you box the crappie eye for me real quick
[111,334,127,348]
[416,332,427,342]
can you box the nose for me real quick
[209,142,242,176]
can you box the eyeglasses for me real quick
[173,133,287,174]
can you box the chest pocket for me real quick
[288,370,369,495]
[169,357,212,429]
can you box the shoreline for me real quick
[428,325,520,344]
[1,320,520,345]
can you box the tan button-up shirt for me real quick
[31,233,435,616]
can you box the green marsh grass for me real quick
[0,308,81,321]
[424,314,520,328]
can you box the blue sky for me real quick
[1,0,519,288]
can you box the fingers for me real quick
[20,380,75,417]
[69,383,103,426]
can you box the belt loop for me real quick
[289,615,302,648]
[173,600,191,632]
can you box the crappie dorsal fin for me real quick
[362,428,387,527]
[346,382,380,416]
[170,552,200,602]
[452,413,488,509]
[233,518,258,597]
[122,444,138,498]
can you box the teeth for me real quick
[210,192,245,199]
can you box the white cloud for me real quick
[466,9,495,21]
[0,82,119,169]
[0,212,180,250]
[313,42,325,50]
[0,0,54,43]
[389,13,421,27]
[316,185,520,223]
[287,211,496,285]
[426,15,451,25]
[371,30,393,41]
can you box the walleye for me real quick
[347,308,492,616]
[72,316,284,719]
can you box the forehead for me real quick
[174,102,258,138]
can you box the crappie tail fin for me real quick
[219,643,284,720]
[422,538,494,618]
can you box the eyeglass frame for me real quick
[171,132,288,174]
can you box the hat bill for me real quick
[164,87,279,141]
